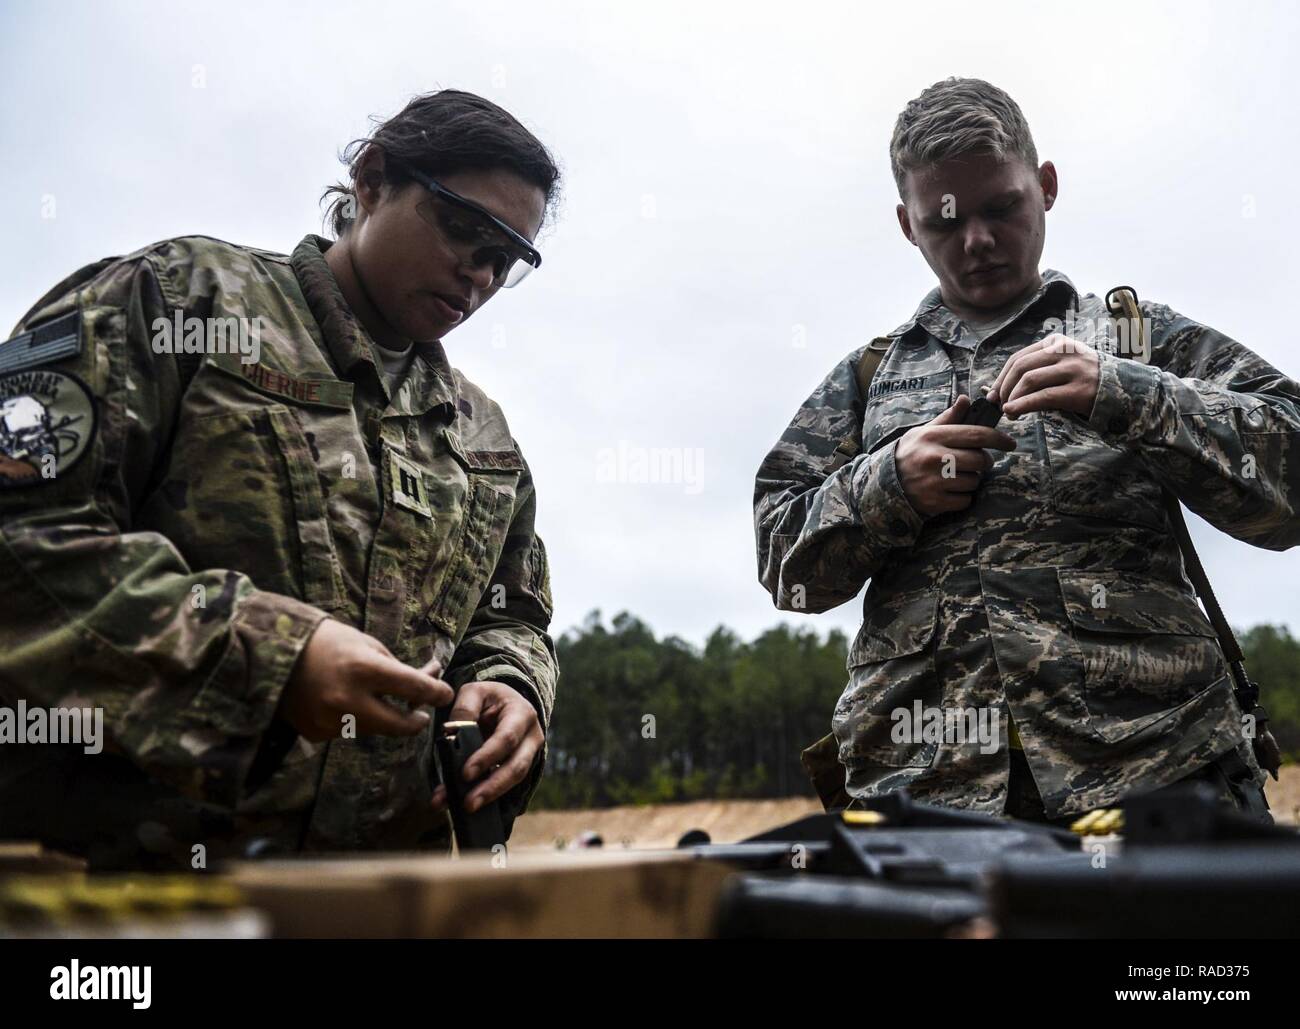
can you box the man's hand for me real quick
[894,395,1017,517]
[988,334,1100,419]
[430,681,544,815]
[281,619,453,741]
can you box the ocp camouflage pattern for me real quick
[754,270,1300,818]
[0,235,557,869]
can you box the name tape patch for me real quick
[867,371,952,401]
[210,353,353,410]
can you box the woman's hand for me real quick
[281,619,453,741]
[430,681,544,814]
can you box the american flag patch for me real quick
[0,311,81,374]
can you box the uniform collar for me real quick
[892,269,1079,348]
[290,234,458,418]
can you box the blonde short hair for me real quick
[890,77,1038,199]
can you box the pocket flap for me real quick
[267,406,344,609]
[849,593,939,665]
[1058,569,1217,638]
[446,431,524,473]
[863,376,952,455]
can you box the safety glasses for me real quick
[397,163,542,288]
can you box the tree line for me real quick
[530,612,1300,809]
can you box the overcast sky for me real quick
[3,0,1298,646]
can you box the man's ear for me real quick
[896,201,917,246]
[1039,160,1058,212]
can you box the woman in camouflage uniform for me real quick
[0,90,561,868]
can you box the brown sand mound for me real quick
[511,797,822,851]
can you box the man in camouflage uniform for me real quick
[754,77,1299,824]
[0,91,559,868]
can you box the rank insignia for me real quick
[388,447,432,518]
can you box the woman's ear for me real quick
[353,146,388,218]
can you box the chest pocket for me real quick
[139,404,346,611]
[420,436,522,641]
[862,372,953,456]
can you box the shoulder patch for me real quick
[0,369,96,487]
[0,311,82,374]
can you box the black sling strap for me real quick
[1107,285,1281,780]
[1161,493,1246,670]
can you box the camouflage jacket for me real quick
[0,234,557,868]
[754,270,1300,818]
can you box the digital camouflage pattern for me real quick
[0,235,557,869]
[755,270,1300,819]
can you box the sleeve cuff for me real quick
[221,590,330,730]
[196,590,329,804]
[852,440,926,541]
[1087,349,1163,445]
[446,660,546,728]
[468,664,546,729]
